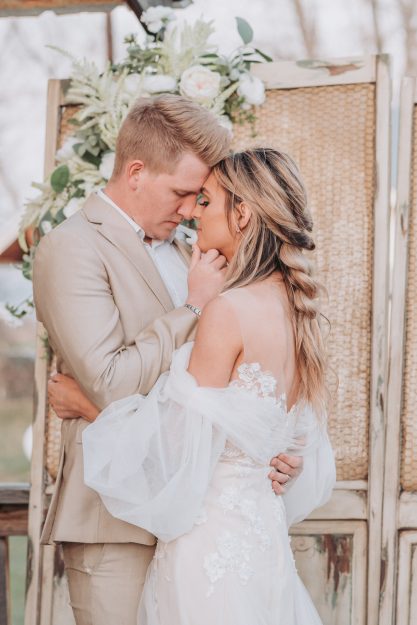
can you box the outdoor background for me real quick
[1,1,417,623]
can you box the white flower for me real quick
[99,151,116,181]
[176,223,197,245]
[142,74,177,94]
[237,73,265,106]
[63,197,83,219]
[141,6,176,34]
[180,65,221,103]
[0,303,23,328]
[124,73,143,97]
[40,220,52,234]
[218,115,234,133]
[56,136,78,162]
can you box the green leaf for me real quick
[50,165,70,193]
[254,48,273,62]
[236,17,253,45]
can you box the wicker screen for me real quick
[233,85,375,481]
[401,105,417,492]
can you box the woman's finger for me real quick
[189,244,201,271]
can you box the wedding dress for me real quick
[83,282,336,624]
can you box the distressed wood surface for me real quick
[366,54,391,625]
[397,531,417,625]
[398,492,417,529]
[0,538,10,625]
[24,82,63,625]
[0,0,122,16]
[379,76,416,625]
[290,520,367,625]
[252,56,376,89]
[0,485,30,506]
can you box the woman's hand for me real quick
[48,373,99,422]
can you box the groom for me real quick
[33,95,301,625]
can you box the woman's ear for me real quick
[235,202,252,230]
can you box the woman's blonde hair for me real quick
[112,94,231,178]
[213,148,329,416]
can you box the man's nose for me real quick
[177,196,197,220]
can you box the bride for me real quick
[48,147,336,624]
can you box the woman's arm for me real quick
[48,373,100,422]
[187,295,242,387]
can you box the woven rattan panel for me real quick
[233,84,375,480]
[401,105,417,492]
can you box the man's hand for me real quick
[268,453,303,495]
[186,245,227,310]
[48,373,99,422]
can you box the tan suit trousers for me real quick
[62,542,155,625]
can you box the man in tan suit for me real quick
[33,95,232,625]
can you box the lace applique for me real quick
[204,484,272,596]
[229,362,277,399]
[204,531,254,597]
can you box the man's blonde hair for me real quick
[112,94,232,178]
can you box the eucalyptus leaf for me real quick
[50,165,70,193]
[236,17,253,45]
[255,48,273,62]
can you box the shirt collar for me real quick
[97,189,177,247]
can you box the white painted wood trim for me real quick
[398,492,417,529]
[396,531,417,625]
[290,520,367,625]
[367,54,392,625]
[308,487,367,520]
[252,55,376,89]
[379,76,416,625]
[24,79,63,625]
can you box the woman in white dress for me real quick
[48,148,336,624]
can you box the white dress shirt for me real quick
[97,189,188,308]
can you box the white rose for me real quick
[237,73,266,106]
[142,74,177,94]
[0,303,23,328]
[99,151,116,181]
[218,115,234,133]
[124,73,143,97]
[63,197,83,219]
[56,136,78,162]
[180,65,221,103]
[141,6,176,33]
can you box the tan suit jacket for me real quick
[33,193,197,545]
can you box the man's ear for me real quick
[236,201,252,230]
[126,160,145,190]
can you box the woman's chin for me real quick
[196,232,210,253]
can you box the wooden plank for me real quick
[252,55,376,89]
[0,538,10,625]
[290,520,367,625]
[0,0,122,16]
[397,531,417,625]
[366,54,391,625]
[398,492,417,529]
[308,487,367,520]
[379,76,416,625]
[0,485,30,506]
[25,82,64,625]
[0,509,28,537]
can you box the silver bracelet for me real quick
[185,303,202,317]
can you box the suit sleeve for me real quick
[33,230,197,408]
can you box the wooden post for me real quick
[0,539,10,625]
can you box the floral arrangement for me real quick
[8,7,271,321]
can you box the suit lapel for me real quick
[82,194,174,312]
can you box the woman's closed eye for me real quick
[196,193,209,208]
